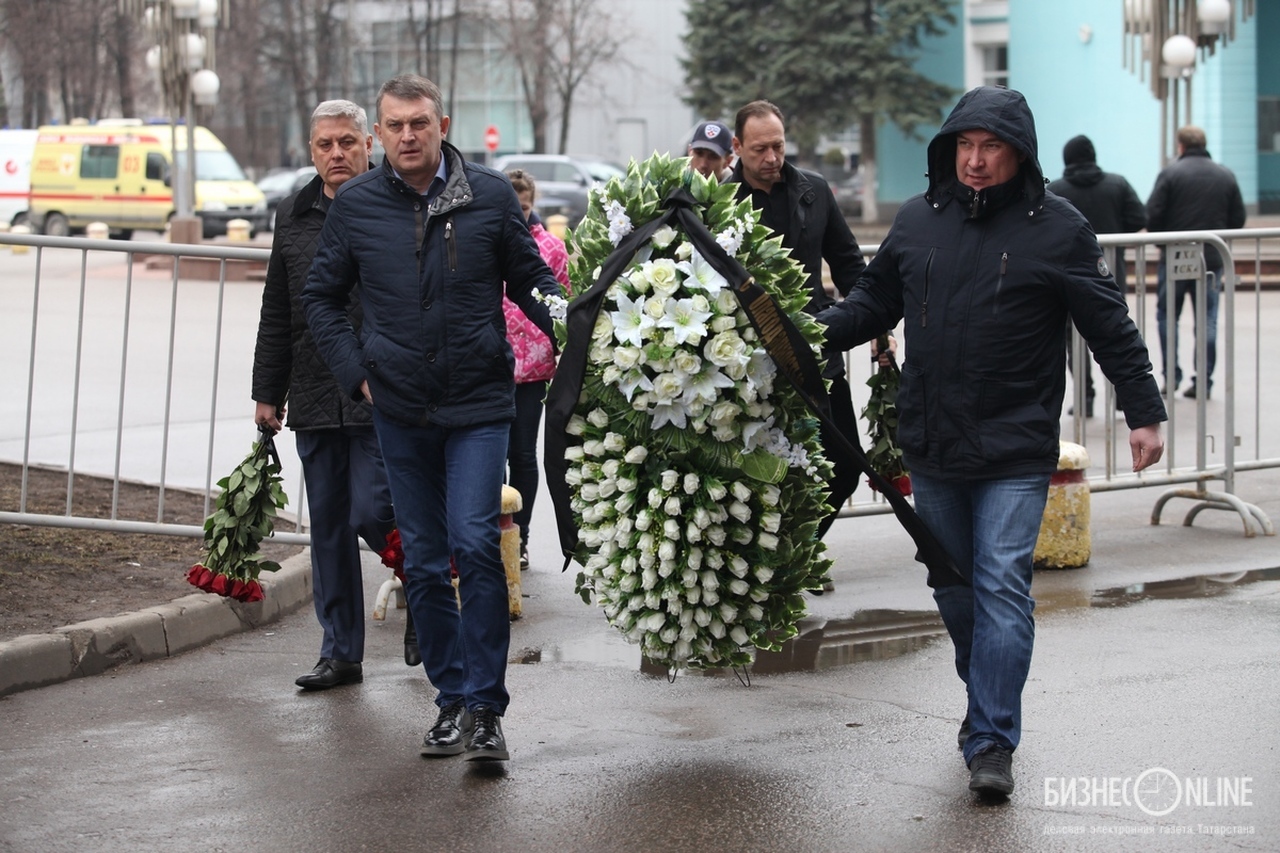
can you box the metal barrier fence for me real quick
[0,228,1275,544]
[0,232,310,546]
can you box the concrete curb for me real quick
[0,552,312,697]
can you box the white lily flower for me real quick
[610,291,656,347]
[675,250,729,295]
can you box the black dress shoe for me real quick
[404,610,421,667]
[969,745,1015,797]
[295,658,363,690]
[420,700,473,757]
[464,706,509,761]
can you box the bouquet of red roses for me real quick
[186,426,288,602]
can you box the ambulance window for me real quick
[145,152,168,182]
[81,145,119,180]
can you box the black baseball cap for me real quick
[690,121,733,157]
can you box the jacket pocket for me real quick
[976,378,1056,464]
[896,363,928,457]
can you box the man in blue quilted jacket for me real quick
[303,75,559,763]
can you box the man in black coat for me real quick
[1147,125,1246,399]
[252,100,398,690]
[730,100,869,543]
[1047,135,1148,416]
[818,87,1166,799]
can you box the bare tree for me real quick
[489,0,618,153]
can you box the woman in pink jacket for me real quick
[504,169,570,569]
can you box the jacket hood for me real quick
[926,86,1045,214]
[1061,161,1105,188]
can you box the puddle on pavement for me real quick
[1086,566,1280,607]
[514,567,1280,675]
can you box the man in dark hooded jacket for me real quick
[1047,135,1147,415]
[818,87,1166,799]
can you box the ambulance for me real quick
[28,120,268,238]
[0,128,38,227]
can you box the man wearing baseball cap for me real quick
[688,120,734,182]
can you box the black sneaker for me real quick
[957,715,970,751]
[968,745,1015,797]
[465,706,509,761]
[519,545,529,571]
[1182,380,1211,399]
[420,700,473,757]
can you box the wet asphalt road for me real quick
[3,480,1279,853]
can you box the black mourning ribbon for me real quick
[544,187,965,588]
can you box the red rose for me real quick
[209,573,230,596]
[242,580,264,603]
[195,567,217,591]
[186,564,206,587]
[229,579,248,600]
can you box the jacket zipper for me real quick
[444,219,458,271]
[921,248,934,327]
[994,252,1008,314]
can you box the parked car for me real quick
[833,173,864,219]
[256,166,317,231]
[492,154,625,227]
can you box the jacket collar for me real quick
[290,173,326,217]
[380,141,474,214]
[731,159,816,206]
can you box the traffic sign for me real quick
[484,125,500,152]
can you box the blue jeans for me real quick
[910,471,1051,761]
[295,426,394,663]
[373,413,511,714]
[1155,260,1220,390]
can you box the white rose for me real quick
[614,492,636,514]
[635,508,653,530]
[647,488,663,509]
[693,607,712,627]
[700,570,719,591]
[582,439,606,458]
[580,483,600,502]
[687,547,703,570]
[705,548,724,569]
[714,288,738,315]
[760,512,782,534]
[728,500,751,523]
[710,315,737,334]
[729,625,750,646]
[760,484,781,507]
[729,556,749,578]
[758,531,779,550]
[709,401,742,426]
[709,618,726,638]
[663,518,680,540]
[651,224,677,249]
[719,603,738,624]
[613,346,642,370]
[672,349,702,376]
[644,295,667,320]
[675,241,694,260]
[651,372,685,403]
[593,312,614,342]
[747,604,764,620]
[602,365,623,386]
[646,258,681,296]
[754,565,774,584]
[728,578,750,596]
[658,560,675,578]
[642,566,659,590]
[566,415,587,436]
[732,526,753,544]
[705,330,748,368]
[731,481,752,502]
[683,473,700,494]
[603,432,627,453]
[589,342,614,365]
[587,408,609,428]
[707,525,726,546]
[617,477,636,493]
[565,445,585,462]
[663,495,682,516]
[625,446,649,464]
[658,540,676,562]
[685,587,701,604]
[661,469,679,491]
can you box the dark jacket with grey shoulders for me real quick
[818,86,1166,481]
[302,141,558,428]
[252,175,373,430]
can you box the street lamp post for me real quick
[1123,0,1254,165]
[122,0,224,242]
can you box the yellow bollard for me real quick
[1034,440,1092,569]
[226,218,251,242]
[86,222,109,240]
[545,214,569,241]
[500,485,524,619]
[10,222,30,254]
